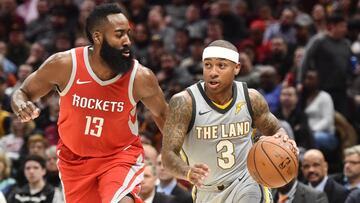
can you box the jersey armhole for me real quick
[58,49,77,96]
[186,88,196,134]
[242,82,254,127]
[128,60,139,106]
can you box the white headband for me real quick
[202,46,239,64]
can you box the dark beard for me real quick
[100,38,133,74]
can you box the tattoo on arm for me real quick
[161,92,192,179]
[249,89,282,136]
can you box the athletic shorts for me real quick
[57,140,145,203]
[193,172,272,203]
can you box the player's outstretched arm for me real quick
[249,88,298,154]
[11,52,71,122]
[134,66,168,133]
[161,91,209,187]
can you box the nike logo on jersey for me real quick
[76,79,92,85]
[199,110,212,115]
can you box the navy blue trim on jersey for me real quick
[242,82,254,127]
[196,81,237,114]
[186,88,196,134]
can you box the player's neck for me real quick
[88,48,118,80]
[205,88,233,105]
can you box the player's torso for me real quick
[57,46,140,157]
[183,81,254,186]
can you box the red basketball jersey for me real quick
[58,46,141,157]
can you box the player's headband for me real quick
[202,46,239,64]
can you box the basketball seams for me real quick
[260,141,288,184]
[263,141,298,173]
[253,142,274,188]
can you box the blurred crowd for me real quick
[0,0,359,202]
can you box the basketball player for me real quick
[161,40,298,203]
[11,4,167,203]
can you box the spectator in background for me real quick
[143,143,158,166]
[184,4,207,39]
[302,69,337,152]
[0,151,16,196]
[75,0,95,38]
[25,42,46,69]
[7,155,62,203]
[275,85,314,154]
[6,21,30,67]
[0,0,25,41]
[301,149,349,203]
[128,0,149,24]
[258,65,282,113]
[310,4,327,34]
[5,64,33,97]
[139,160,175,203]
[44,146,60,188]
[0,76,11,112]
[132,23,151,66]
[235,52,261,89]
[147,5,175,51]
[165,0,187,29]
[0,117,35,162]
[146,35,165,73]
[16,0,39,24]
[263,36,293,80]
[272,178,329,203]
[0,41,17,75]
[173,28,190,61]
[263,7,297,45]
[25,0,50,43]
[301,14,351,119]
[178,37,204,82]
[26,134,48,159]
[343,145,360,190]
[204,18,223,45]
[346,188,360,203]
[156,154,192,203]
[0,101,11,138]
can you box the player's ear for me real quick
[93,31,102,44]
[234,62,241,76]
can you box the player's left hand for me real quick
[273,133,299,157]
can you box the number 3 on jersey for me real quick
[216,140,235,169]
[85,116,104,137]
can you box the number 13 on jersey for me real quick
[85,116,104,137]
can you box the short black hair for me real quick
[85,3,124,44]
[327,13,345,25]
[24,154,46,169]
[208,40,238,52]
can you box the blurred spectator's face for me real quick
[0,161,5,177]
[37,0,49,16]
[75,37,89,47]
[160,55,176,71]
[9,31,25,45]
[186,5,199,22]
[51,15,67,29]
[175,31,188,49]
[280,86,297,107]
[1,0,16,12]
[218,0,231,14]
[207,23,223,40]
[190,41,204,60]
[344,153,360,180]
[239,53,252,75]
[302,151,328,186]
[258,5,272,20]
[312,4,325,21]
[140,165,156,198]
[12,118,27,135]
[294,48,304,68]
[280,9,294,27]
[45,152,58,172]
[130,0,145,9]
[0,41,6,55]
[24,161,46,184]
[148,9,163,27]
[55,37,71,52]
[270,37,286,55]
[156,155,174,182]
[303,70,319,91]
[209,2,220,17]
[30,43,45,59]
[134,24,148,44]
[234,0,248,16]
[17,65,33,82]
[330,22,348,39]
[29,142,46,157]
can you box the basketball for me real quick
[247,136,298,188]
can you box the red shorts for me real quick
[57,140,145,203]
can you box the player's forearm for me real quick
[161,150,190,180]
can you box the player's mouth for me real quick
[208,81,220,89]
[122,50,130,57]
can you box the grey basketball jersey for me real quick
[183,81,254,186]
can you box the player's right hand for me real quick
[187,163,210,187]
[14,101,40,122]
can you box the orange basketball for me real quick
[247,136,298,188]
